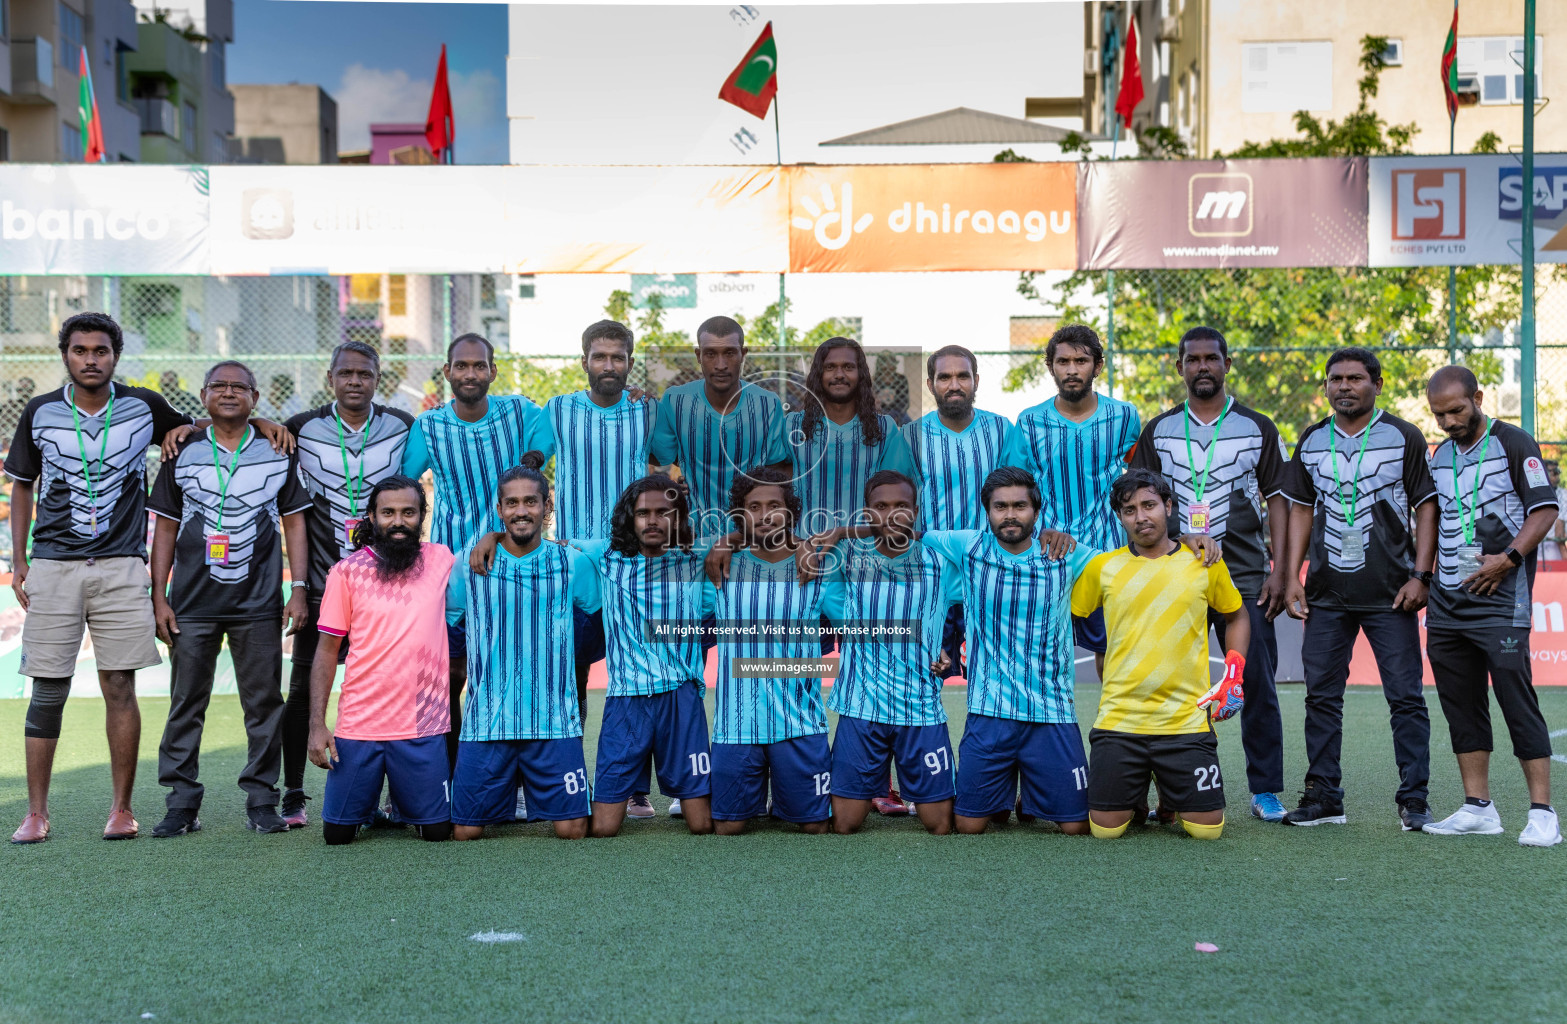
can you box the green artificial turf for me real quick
[1,686,1565,1024]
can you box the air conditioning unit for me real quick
[1084,48,1100,75]
[1496,385,1523,416]
[1159,15,1182,43]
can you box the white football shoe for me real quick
[1422,802,1504,836]
[1518,808,1563,848]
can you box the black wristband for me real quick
[1410,570,1433,585]
[1505,547,1524,567]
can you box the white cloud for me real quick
[334,63,506,163]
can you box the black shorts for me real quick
[1087,728,1226,814]
[289,600,350,667]
[1427,626,1552,761]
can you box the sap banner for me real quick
[1368,154,1567,267]
[0,165,209,275]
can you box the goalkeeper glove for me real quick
[1197,651,1246,721]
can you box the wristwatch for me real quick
[1410,570,1434,585]
[1504,547,1524,567]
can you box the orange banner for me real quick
[786,163,1077,273]
[1347,568,1567,686]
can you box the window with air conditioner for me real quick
[1240,41,1333,113]
[1457,36,1542,105]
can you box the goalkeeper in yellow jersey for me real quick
[1070,469,1250,840]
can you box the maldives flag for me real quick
[425,44,454,162]
[77,46,105,163]
[1440,1,1460,122]
[719,22,777,120]
[1114,17,1144,129]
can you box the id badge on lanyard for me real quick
[1187,502,1211,535]
[1340,529,1365,562]
[344,517,361,546]
[205,533,231,567]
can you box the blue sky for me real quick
[228,1,509,163]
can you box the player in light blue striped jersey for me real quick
[903,344,1016,683]
[784,338,916,537]
[447,452,600,841]
[819,470,962,835]
[648,316,789,538]
[1001,325,1139,673]
[925,466,1097,836]
[707,465,832,834]
[526,318,660,817]
[402,333,543,763]
[568,476,718,837]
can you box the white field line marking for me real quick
[470,931,528,943]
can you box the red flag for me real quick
[424,44,454,162]
[1441,1,1460,122]
[77,47,105,163]
[719,22,778,120]
[1114,17,1144,129]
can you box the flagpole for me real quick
[1103,8,1120,399]
[1520,0,1537,434]
[773,94,787,359]
[1446,0,1458,364]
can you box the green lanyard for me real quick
[1331,410,1381,527]
[208,426,253,531]
[333,405,372,518]
[1183,396,1233,502]
[69,385,114,530]
[1452,417,1491,546]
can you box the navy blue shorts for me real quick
[940,604,966,680]
[711,734,831,824]
[1072,608,1106,655]
[574,607,606,666]
[451,737,591,825]
[322,735,451,826]
[447,619,467,660]
[595,680,713,804]
[954,715,1088,822]
[831,715,955,805]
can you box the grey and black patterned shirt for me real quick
[148,428,311,620]
[1427,419,1558,630]
[4,384,192,561]
[1285,410,1437,612]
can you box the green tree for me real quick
[1007,34,1516,441]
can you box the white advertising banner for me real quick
[208,165,512,274]
[501,165,787,274]
[0,165,209,275]
[1368,154,1567,267]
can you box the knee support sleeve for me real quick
[1090,818,1130,839]
[1181,817,1224,840]
[23,678,71,739]
[416,822,453,842]
[322,822,358,846]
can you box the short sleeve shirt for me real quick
[648,380,789,537]
[147,428,311,621]
[318,543,457,741]
[531,392,658,541]
[785,412,916,535]
[286,403,415,594]
[1284,411,1437,612]
[4,383,193,561]
[1002,395,1140,553]
[1072,547,1243,735]
[1427,419,1559,630]
[1130,399,1288,599]
[903,409,1014,533]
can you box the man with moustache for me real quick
[147,361,312,837]
[1002,325,1140,679]
[403,333,542,767]
[1129,325,1291,823]
[1280,347,1438,830]
[307,476,458,844]
[564,476,717,837]
[6,312,285,845]
[526,319,660,818]
[1420,366,1560,846]
[281,340,415,828]
[447,454,600,841]
[649,316,789,539]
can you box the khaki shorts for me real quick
[19,557,162,678]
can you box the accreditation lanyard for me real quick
[1182,396,1233,534]
[205,427,251,567]
[68,384,114,538]
[1332,410,1382,527]
[334,405,372,544]
[1452,418,1492,558]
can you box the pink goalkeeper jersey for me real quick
[318,543,456,741]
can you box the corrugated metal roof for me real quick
[820,107,1078,147]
